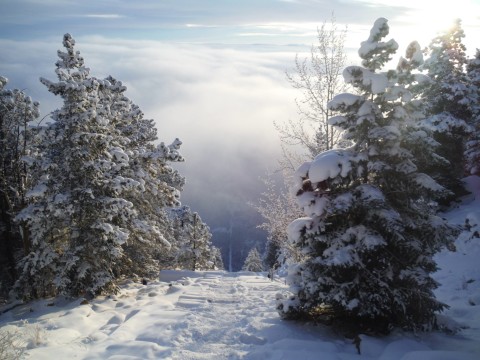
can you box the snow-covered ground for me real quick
[0,268,478,359]
[1,178,480,359]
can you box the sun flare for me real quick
[394,0,480,51]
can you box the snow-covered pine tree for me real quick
[14,34,143,298]
[465,49,480,176]
[278,18,457,334]
[210,246,225,270]
[242,247,264,272]
[0,76,39,297]
[172,206,213,271]
[421,19,473,202]
[97,76,184,278]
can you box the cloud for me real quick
[84,14,125,19]
[0,36,301,226]
[185,24,220,28]
[1,0,479,239]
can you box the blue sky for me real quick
[1,0,479,230]
[2,0,478,46]
[0,0,400,41]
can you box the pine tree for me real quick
[210,246,225,270]
[14,34,139,298]
[172,206,213,271]
[421,19,473,201]
[97,76,184,278]
[14,34,185,299]
[242,247,264,272]
[465,49,480,176]
[14,34,187,298]
[278,18,458,334]
[0,76,39,297]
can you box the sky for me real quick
[1,0,480,247]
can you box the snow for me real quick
[413,73,430,84]
[328,92,362,110]
[25,184,48,198]
[366,18,389,44]
[0,265,478,359]
[421,113,472,133]
[368,126,401,141]
[308,149,353,183]
[329,69,390,115]
[287,217,312,243]
[463,176,480,201]
[412,173,445,192]
[365,71,389,94]
[2,179,480,359]
[327,115,347,126]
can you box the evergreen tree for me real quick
[15,34,136,298]
[278,18,457,334]
[421,19,473,201]
[242,247,264,272]
[97,76,184,278]
[210,246,225,270]
[465,49,480,176]
[14,34,185,298]
[172,206,213,271]
[0,76,39,297]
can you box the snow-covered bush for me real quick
[0,328,25,360]
[253,173,304,269]
[210,246,225,270]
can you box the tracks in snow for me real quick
[172,272,283,359]
[79,271,287,359]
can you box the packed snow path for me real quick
[81,271,292,359]
[1,270,479,359]
[170,272,280,358]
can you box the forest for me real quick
[1,16,480,338]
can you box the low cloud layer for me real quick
[0,36,301,231]
[1,1,479,253]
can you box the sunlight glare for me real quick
[394,0,480,52]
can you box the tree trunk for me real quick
[22,222,31,255]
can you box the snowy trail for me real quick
[1,270,479,360]
[171,273,279,359]
[83,271,323,359]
